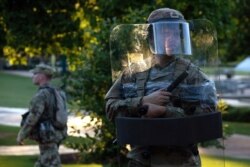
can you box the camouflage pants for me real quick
[128,157,201,167]
[127,151,201,167]
[34,142,61,167]
[128,159,150,167]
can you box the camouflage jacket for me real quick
[105,57,217,121]
[105,57,217,166]
[18,84,67,143]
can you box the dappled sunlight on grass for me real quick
[201,155,250,167]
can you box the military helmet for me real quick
[147,8,192,56]
[30,63,55,77]
[147,8,184,23]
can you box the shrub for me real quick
[222,106,250,122]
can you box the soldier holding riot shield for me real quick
[105,8,222,167]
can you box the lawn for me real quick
[201,155,250,167]
[225,121,250,136]
[0,72,36,108]
[0,124,36,145]
[0,155,102,167]
[0,71,62,108]
[0,155,249,167]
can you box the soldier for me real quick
[17,64,67,167]
[105,8,218,167]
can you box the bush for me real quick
[222,106,250,122]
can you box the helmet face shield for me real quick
[149,22,192,56]
[110,19,218,81]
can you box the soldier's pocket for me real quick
[39,121,57,143]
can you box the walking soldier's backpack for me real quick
[47,87,68,130]
[20,87,68,130]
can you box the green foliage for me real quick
[64,21,123,164]
[225,121,250,136]
[2,0,79,49]
[223,106,250,122]
[0,0,85,65]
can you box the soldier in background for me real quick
[17,64,67,167]
[105,8,217,167]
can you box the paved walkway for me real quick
[2,70,33,77]
[199,134,250,159]
[0,145,78,155]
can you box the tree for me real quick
[1,0,82,66]
[60,1,156,164]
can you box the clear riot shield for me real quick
[110,19,224,167]
[109,24,152,81]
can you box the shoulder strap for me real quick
[174,58,191,79]
[39,86,57,121]
[135,69,150,96]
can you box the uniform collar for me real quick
[39,83,51,89]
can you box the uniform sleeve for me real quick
[105,76,142,121]
[17,91,46,140]
[183,65,217,114]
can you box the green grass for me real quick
[0,155,249,167]
[0,124,20,145]
[0,71,62,108]
[0,124,36,145]
[201,155,250,167]
[0,155,37,167]
[0,72,36,108]
[0,155,102,167]
[225,121,250,136]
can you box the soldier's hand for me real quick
[144,103,165,118]
[143,89,172,106]
[16,132,24,145]
[16,138,24,145]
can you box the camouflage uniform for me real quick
[105,58,217,167]
[106,7,217,167]
[17,64,67,167]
